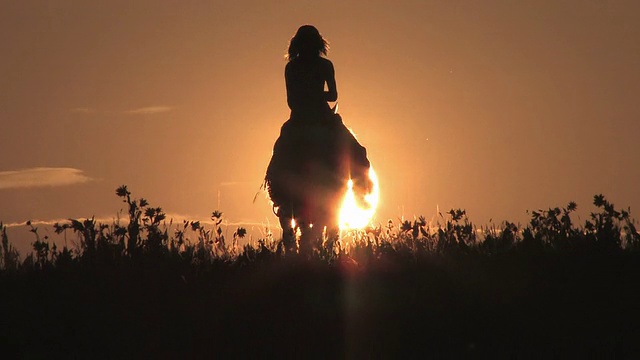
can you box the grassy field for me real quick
[2,186,640,358]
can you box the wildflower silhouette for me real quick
[1,187,640,358]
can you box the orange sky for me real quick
[1,1,639,247]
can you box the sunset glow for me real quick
[338,167,380,230]
[1,1,638,249]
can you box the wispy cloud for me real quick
[70,107,95,114]
[0,167,93,190]
[4,215,277,229]
[124,106,173,115]
[4,218,82,228]
[70,106,173,115]
[219,181,257,187]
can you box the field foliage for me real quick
[2,187,639,272]
[2,187,640,357]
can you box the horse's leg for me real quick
[299,224,323,257]
[279,214,297,255]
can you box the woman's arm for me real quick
[285,63,296,110]
[324,61,338,102]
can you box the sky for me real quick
[1,0,639,251]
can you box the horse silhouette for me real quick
[265,108,372,253]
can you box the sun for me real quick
[338,167,380,230]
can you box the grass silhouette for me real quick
[2,187,640,357]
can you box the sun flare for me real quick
[338,167,380,230]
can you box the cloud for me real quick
[0,167,93,190]
[219,181,257,187]
[70,106,173,115]
[3,218,80,228]
[4,215,277,230]
[124,106,173,115]
[71,107,95,114]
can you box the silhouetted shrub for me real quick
[1,187,638,273]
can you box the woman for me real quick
[285,25,337,122]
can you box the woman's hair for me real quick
[286,25,329,61]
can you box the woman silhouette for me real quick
[285,25,337,122]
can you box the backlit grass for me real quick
[2,187,640,358]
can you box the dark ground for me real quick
[3,252,640,359]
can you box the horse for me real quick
[264,112,373,254]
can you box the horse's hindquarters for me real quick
[265,114,372,233]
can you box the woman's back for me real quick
[284,25,337,121]
[286,57,335,119]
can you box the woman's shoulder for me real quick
[285,58,304,70]
[319,57,334,66]
[286,57,333,69]
[316,57,334,74]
